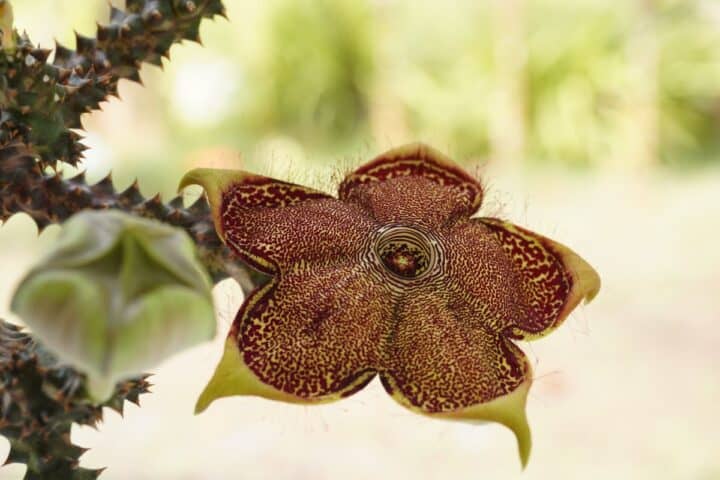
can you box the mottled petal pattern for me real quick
[339,144,484,229]
[379,285,532,465]
[196,258,392,412]
[443,219,531,333]
[478,218,601,340]
[180,169,376,273]
[183,143,601,468]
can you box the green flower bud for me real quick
[11,210,216,401]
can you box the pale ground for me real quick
[1,166,719,480]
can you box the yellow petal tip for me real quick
[583,267,601,305]
[178,168,220,194]
[194,383,215,415]
[178,168,256,194]
[178,168,251,242]
[436,380,532,469]
[569,253,601,308]
[194,336,302,415]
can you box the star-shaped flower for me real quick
[180,144,600,466]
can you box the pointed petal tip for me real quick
[367,143,468,176]
[436,380,532,469]
[377,142,449,162]
[178,168,251,240]
[516,417,532,470]
[194,384,215,415]
[565,248,601,307]
[178,168,252,191]
[341,142,484,211]
[582,266,601,305]
[193,336,244,415]
[178,168,217,193]
[177,168,254,208]
[194,336,304,415]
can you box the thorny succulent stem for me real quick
[0,0,266,292]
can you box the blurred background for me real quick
[1,0,720,479]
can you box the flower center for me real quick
[374,225,437,279]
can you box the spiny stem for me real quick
[0,142,267,292]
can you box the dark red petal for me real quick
[339,144,483,229]
[180,169,376,274]
[442,219,530,334]
[379,285,532,465]
[196,258,393,411]
[447,218,600,340]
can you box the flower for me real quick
[181,143,600,466]
[11,210,216,401]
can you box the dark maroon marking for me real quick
[482,219,574,333]
[217,179,332,275]
[340,370,378,398]
[338,147,483,208]
[380,243,428,278]
[350,147,479,186]
[379,374,395,395]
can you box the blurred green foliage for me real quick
[385,2,495,160]
[12,0,720,176]
[526,3,629,167]
[248,0,374,147]
[526,0,720,167]
[658,2,720,165]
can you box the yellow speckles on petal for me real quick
[189,145,600,469]
[198,260,388,412]
[479,218,601,340]
[195,336,303,414]
[339,143,484,228]
[378,282,532,466]
[179,168,378,275]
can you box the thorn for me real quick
[74,31,96,53]
[168,196,184,209]
[108,400,125,417]
[31,48,51,63]
[119,180,144,205]
[93,173,115,195]
[96,23,110,43]
[53,41,74,65]
[69,170,87,185]
[145,53,163,67]
[98,171,113,183]
[127,69,142,84]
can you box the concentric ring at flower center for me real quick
[374,225,439,279]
